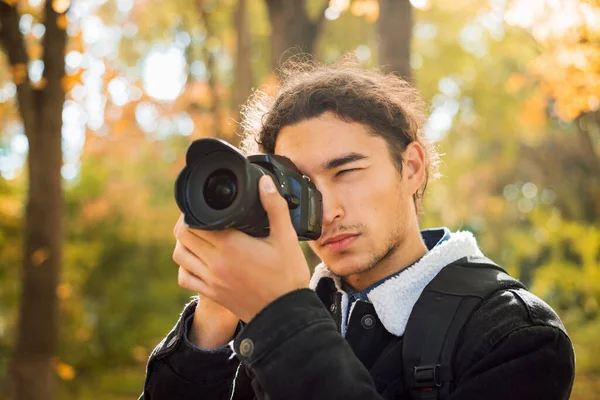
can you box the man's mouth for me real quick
[321,234,360,251]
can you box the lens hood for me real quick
[175,138,322,239]
[175,138,265,231]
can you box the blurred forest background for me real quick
[0,0,599,399]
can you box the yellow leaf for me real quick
[486,196,505,215]
[519,94,547,129]
[0,194,23,217]
[54,361,76,381]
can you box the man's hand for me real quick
[174,175,311,322]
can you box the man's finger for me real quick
[188,225,235,245]
[176,225,220,263]
[258,175,294,239]
[174,212,233,245]
[177,265,211,297]
[173,213,185,238]
[173,241,213,283]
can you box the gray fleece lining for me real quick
[309,231,483,336]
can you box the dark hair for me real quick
[240,54,440,214]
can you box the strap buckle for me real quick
[413,364,443,388]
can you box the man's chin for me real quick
[321,255,369,278]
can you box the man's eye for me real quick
[336,168,360,177]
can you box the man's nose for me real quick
[320,188,344,226]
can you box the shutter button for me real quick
[239,338,254,357]
[361,314,376,329]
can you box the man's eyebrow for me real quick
[321,152,368,172]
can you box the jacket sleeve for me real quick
[231,289,386,399]
[449,289,576,400]
[141,298,254,400]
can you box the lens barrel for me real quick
[175,138,322,240]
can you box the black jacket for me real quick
[141,232,575,399]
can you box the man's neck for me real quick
[343,226,428,292]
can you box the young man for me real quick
[140,59,575,399]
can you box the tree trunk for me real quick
[576,112,600,221]
[0,2,67,400]
[264,0,328,72]
[377,0,413,80]
[263,0,327,266]
[197,1,223,139]
[232,0,253,146]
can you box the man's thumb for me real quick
[259,175,292,238]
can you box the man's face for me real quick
[274,113,420,279]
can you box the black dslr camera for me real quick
[174,138,322,240]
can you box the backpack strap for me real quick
[402,257,526,400]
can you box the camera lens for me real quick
[203,169,238,210]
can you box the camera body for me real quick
[175,138,322,241]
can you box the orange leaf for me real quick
[11,63,28,85]
[52,0,70,14]
[56,283,72,300]
[28,44,43,60]
[31,247,50,266]
[81,197,110,222]
[363,0,379,22]
[62,69,83,92]
[504,73,527,94]
[56,14,68,30]
[351,0,366,16]
[32,77,48,90]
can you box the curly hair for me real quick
[239,54,440,214]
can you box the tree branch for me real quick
[42,1,68,93]
[38,0,67,119]
[313,0,330,34]
[197,0,222,138]
[0,2,29,65]
[577,112,600,174]
[0,1,36,136]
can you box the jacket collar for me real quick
[309,230,483,337]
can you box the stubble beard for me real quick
[336,222,406,278]
[321,176,410,279]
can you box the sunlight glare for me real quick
[325,7,341,20]
[52,0,71,14]
[142,47,186,102]
[329,0,350,12]
[505,0,600,42]
[409,0,430,10]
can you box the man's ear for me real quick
[404,142,426,195]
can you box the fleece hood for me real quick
[308,230,484,337]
